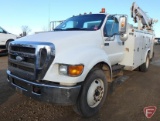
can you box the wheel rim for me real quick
[146,56,149,68]
[87,79,104,108]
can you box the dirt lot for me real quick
[0,46,160,121]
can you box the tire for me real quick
[150,51,154,61]
[73,69,108,117]
[139,53,150,72]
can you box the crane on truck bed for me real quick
[131,2,157,30]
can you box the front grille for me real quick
[8,41,55,82]
[10,55,35,64]
[9,62,34,73]
[10,46,35,54]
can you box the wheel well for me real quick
[148,50,152,58]
[91,62,112,82]
[5,39,14,45]
[147,50,151,59]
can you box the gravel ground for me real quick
[0,45,160,121]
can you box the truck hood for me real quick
[16,31,102,54]
[16,31,101,43]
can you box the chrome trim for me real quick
[8,41,55,81]
[12,82,28,92]
[16,55,24,62]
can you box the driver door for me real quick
[103,16,124,65]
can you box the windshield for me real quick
[54,14,106,31]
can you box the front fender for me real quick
[43,47,112,84]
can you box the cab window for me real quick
[83,21,101,30]
[0,27,4,33]
[0,27,7,33]
[61,21,78,29]
[104,16,119,37]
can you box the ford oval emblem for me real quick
[16,56,24,62]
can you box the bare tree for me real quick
[21,26,31,37]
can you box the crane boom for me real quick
[131,2,157,30]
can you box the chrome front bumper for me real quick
[7,70,81,105]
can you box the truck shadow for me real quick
[109,75,130,94]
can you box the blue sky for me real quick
[0,0,160,36]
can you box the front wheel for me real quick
[139,53,150,72]
[73,69,108,117]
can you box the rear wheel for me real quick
[139,53,150,72]
[73,69,108,117]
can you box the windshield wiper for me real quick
[54,28,93,31]
[54,28,63,31]
[65,28,83,30]
[65,28,91,31]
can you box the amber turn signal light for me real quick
[68,65,84,76]
[121,22,125,27]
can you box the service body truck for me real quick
[7,3,156,117]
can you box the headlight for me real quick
[59,65,68,75]
[59,64,84,77]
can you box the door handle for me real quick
[104,43,109,46]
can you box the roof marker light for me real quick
[100,8,105,13]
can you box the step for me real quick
[112,65,124,71]
[112,65,125,78]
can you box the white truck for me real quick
[7,3,155,117]
[0,26,17,50]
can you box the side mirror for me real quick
[120,33,128,42]
[119,16,127,33]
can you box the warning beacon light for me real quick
[100,8,105,13]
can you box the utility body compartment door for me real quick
[133,33,143,67]
[119,29,153,71]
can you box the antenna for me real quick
[48,0,51,31]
